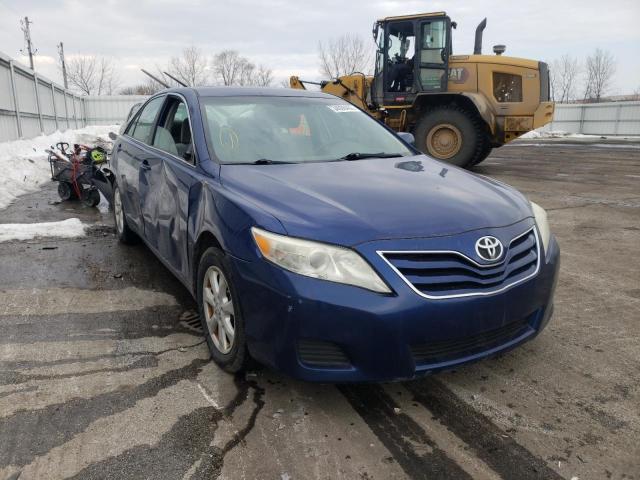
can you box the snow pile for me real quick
[0,218,87,242]
[0,125,117,210]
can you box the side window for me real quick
[152,98,195,164]
[130,96,165,144]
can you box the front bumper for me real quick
[230,226,560,383]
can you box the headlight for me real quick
[531,202,551,255]
[251,227,391,293]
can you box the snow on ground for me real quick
[0,218,87,242]
[0,125,117,211]
[521,129,640,140]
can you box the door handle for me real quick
[116,144,123,153]
[141,160,151,171]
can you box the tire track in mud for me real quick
[340,384,473,480]
[341,381,564,480]
[405,379,564,480]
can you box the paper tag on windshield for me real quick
[327,104,359,113]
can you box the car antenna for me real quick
[140,69,170,88]
[163,71,188,87]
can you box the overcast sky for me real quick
[1,0,639,94]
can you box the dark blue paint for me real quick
[111,87,560,382]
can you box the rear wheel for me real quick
[197,247,248,373]
[112,185,137,244]
[414,105,489,168]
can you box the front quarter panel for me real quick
[190,172,287,268]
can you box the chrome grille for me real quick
[379,228,539,299]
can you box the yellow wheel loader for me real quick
[291,12,554,167]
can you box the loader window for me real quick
[419,19,448,92]
[385,21,415,92]
[420,21,446,64]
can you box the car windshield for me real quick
[200,96,414,164]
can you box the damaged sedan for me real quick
[110,87,559,382]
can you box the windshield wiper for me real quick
[338,152,404,161]
[247,159,294,165]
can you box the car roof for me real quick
[162,86,334,99]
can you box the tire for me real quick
[197,247,248,373]
[112,185,138,244]
[414,105,489,168]
[57,182,74,201]
[82,189,101,207]
[471,142,493,166]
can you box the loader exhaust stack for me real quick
[473,18,487,55]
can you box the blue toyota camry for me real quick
[111,87,559,382]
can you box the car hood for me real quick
[221,155,533,246]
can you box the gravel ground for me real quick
[0,141,638,480]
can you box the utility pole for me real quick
[57,42,69,89]
[20,16,36,70]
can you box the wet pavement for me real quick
[0,142,639,479]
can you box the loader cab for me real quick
[372,13,452,107]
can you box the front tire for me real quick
[414,106,488,168]
[197,247,247,373]
[112,185,137,244]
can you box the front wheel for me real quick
[414,106,488,168]
[197,247,248,373]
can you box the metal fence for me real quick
[84,95,148,126]
[540,101,640,136]
[0,50,86,142]
[0,51,146,142]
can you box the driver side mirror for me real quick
[397,132,415,146]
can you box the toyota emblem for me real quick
[475,236,503,262]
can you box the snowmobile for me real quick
[47,142,115,208]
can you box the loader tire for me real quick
[472,142,493,166]
[414,105,488,168]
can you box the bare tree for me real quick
[168,46,208,86]
[212,50,273,86]
[318,34,373,78]
[212,50,248,86]
[583,48,616,103]
[550,54,580,103]
[253,65,274,87]
[65,55,119,95]
[120,78,162,95]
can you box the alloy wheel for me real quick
[202,266,236,354]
